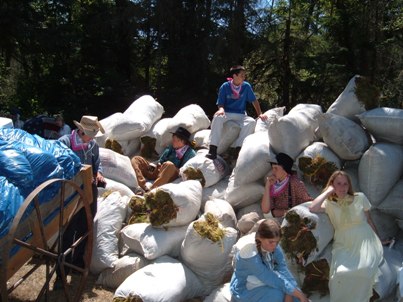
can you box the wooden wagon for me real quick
[0,165,94,302]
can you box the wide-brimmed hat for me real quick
[170,127,191,142]
[73,115,105,138]
[270,152,294,174]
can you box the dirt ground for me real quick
[6,258,203,302]
[7,260,115,302]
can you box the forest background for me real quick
[0,0,401,125]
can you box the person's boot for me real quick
[206,145,217,160]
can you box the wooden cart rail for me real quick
[0,165,93,302]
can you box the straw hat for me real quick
[73,115,105,138]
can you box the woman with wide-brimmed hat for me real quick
[131,126,196,194]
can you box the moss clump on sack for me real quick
[193,212,225,243]
[146,189,178,226]
[140,136,157,159]
[281,210,318,263]
[298,155,338,187]
[112,295,143,302]
[105,138,123,154]
[182,166,206,187]
[301,258,330,297]
[127,196,150,224]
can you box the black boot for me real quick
[206,145,217,160]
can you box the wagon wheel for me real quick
[1,178,93,302]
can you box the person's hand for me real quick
[325,185,335,196]
[214,107,225,117]
[96,172,106,187]
[294,290,310,302]
[258,113,268,121]
[266,174,276,187]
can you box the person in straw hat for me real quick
[54,115,105,289]
[131,126,196,194]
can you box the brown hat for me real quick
[270,152,294,174]
[73,115,105,138]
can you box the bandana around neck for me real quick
[175,144,189,159]
[270,175,290,197]
[70,129,89,151]
[229,79,242,99]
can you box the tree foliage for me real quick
[0,0,401,124]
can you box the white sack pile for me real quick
[85,78,403,301]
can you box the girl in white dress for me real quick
[309,170,383,302]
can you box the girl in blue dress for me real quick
[230,219,309,302]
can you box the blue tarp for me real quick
[0,128,82,238]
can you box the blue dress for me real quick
[230,243,299,302]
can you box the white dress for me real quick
[324,192,383,302]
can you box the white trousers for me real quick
[209,112,256,148]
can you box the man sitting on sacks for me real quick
[131,127,196,194]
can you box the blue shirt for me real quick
[230,243,297,301]
[158,145,196,168]
[216,81,256,114]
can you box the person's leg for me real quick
[207,114,227,159]
[232,115,256,148]
[150,161,179,189]
[131,156,152,190]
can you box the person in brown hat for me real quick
[55,115,105,289]
[131,126,196,194]
[261,152,311,222]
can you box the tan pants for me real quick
[130,156,179,190]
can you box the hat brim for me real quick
[74,120,104,138]
[170,131,190,142]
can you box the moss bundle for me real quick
[145,190,178,226]
[100,189,114,199]
[112,295,143,302]
[355,75,380,110]
[182,166,206,187]
[301,258,330,297]
[281,210,318,263]
[105,138,123,154]
[298,155,338,187]
[127,196,150,224]
[140,136,157,159]
[193,212,225,243]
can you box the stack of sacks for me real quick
[201,176,230,209]
[268,103,322,160]
[113,255,206,302]
[99,148,138,191]
[180,212,238,295]
[90,191,130,274]
[254,107,286,132]
[141,104,210,155]
[192,120,241,155]
[110,95,164,141]
[180,150,230,188]
[296,142,342,196]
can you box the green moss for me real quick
[105,138,123,154]
[193,212,225,243]
[112,295,143,302]
[182,166,206,187]
[298,155,338,187]
[127,196,150,224]
[140,136,157,159]
[280,210,318,263]
[355,76,380,110]
[145,190,178,226]
[302,258,330,297]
